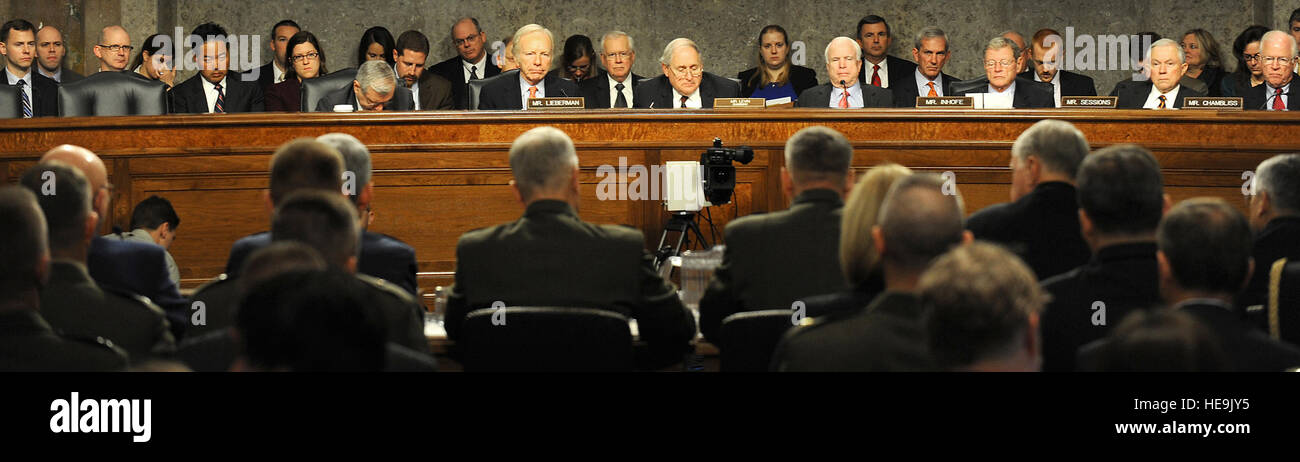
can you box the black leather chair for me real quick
[718,309,797,371]
[467,71,513,110]
[300,68,357,112]
[0,84,21,118]
[58,71,167,116]
[187,274,240,340]
[458,306,633,371]
[1267,258,1300,346]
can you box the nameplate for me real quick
[1061,96,1117,108]
[527,97,585,110]
[1181,97,1244,110]
[915,96,974,108]
[713,98,768,109]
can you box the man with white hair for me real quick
[1240,154,1300,308]
[950,36,1054,108]
[633,37,740,108]
[1243,30,1298,110]
[478,24,580,109]
[314,59,414,111]
[578,31,645,108]
[444,126,696,369]
[795,37,892,108]
[1114,38,1204,108]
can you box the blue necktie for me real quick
[17,79,31,118]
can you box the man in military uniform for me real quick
[0,186,126,371]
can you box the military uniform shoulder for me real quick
[58,332,130,370]
[100,285,169,318]
[355,273,417,304]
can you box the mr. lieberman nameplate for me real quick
[528,97,586,110]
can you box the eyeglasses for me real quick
[98,44,133,53]
[670,65,702,77]
[291,52,320,63]
[604,51,632,59]
[453,33,479,47]
[1244,54,1260,62]
[1261,56,1295,66]
[984,59,1016,68]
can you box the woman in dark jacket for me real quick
[266,31,328,112]
[737,25,817,102]
[1181,29,1226,97]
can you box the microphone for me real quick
[839,79,847,89]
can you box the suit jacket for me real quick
[1191,66,1226,97]
[771,292,935,371]
[243,61,279,97]
[477,70,581,110]
[225,230,419,297]
[444,200,697,369]
[87,236,189,326]
[698,189,847,343]
[428,55,501,109]
[577,73,644,108]
[965,182,1092,280]
[1243,75,1299,110]
[178,329,436,372]
[1017,69,1098,101]
[264,77,301,112]
[313,84,414,111]
[1039,242,1162,372]
[951,76,1056,108]
[797,274,885,320]
[890,70,960,107]
[857,55,918,89]
[632,72,742,109]
[1240,216,1300,309]
[416,71,455,110]
[795,82,893,108]
[1112,80,1205,109]
[737,65,818,98]
[170,73,265,113]
[39,260,175,361]
[0,309,127,371]
[3,69,59,117]
[1080,301,1300,371]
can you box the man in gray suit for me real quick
[796,37,892,108]
[698,126,856,343]
[444,126,697,368]
[315,60,414,111]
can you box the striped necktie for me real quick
[17,79,31,118]
[213,83,225,113]
[1157,95,1166,109]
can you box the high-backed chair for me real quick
[300,68,357,112]
[58,71,167,116]
[467,71,513,110]
[458,306,633,371]
[718,309,797,371]
[0,85,21,118]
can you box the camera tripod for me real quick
[653,211,711,271]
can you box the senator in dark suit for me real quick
[477,69,581,109]
[1112,79,1205,108]
[633,72,741,108]
[427,18,501,109]
[444,126,697,369]
[1243,73,1297,110]
[891,26,960,107]
[3,69,58,117]
[796,83,892,108]
[314,60,414,111]
[794,36,890,108]
[1113,38,1207,109]
[950,76,1055,108]
[892,70,959,107]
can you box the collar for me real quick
[1267,80,1291,95]
[519,74,546,94]
[48,259,94,285]
[866,56,888,71]
[914,67,941,85]
[1260,215,1300,239]
[988,79,1017,94]
[523,199,577,218]
[1033,71,1060,85]
[672,86,700,103]
[831,81,862,94]
[203,74,228,90]
[608,72,631,87]
[1031,180,1076,195]
[37,66,60,81]
[1174,297,1234,312]
[1093,241,1158,264]
[463,53,487,69]
[1149,83,1181,98]
[791,188,845,207]
[5,68,31,85]
[864,291,921,318]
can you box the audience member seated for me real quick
[444,126,696,369]
[20,163,174,362]
[0,186,127,371]
[314,59,412,111]
[1243,30,1297,111]
[795,36,891,108]
[892,26,959,106]
[266,31,327,112]
[554,34,600,83]
[1078,309,1229,372]
[1039,144,1168,372]
[700,126,856,343]
[102,195,181,285]
[633,37,741,108]
[738,25,817,102]
[965,119,1091,280]
[577,31,642,108]
[1240,154,1300,309]
[772,173,969,371]
[950,36,1054,108]
[1223,25,1269,97]
[1020,28,1097,107]
[35,25,82,83]
[1114,38,1204,108]
[355,26,395,68]
[93,25,131,73]
[799,163,912,319]
[479,24,580,109]
[1181,29,1226,97]
[392,30,453,110]
[245,20,299,95]
[922,242,1047,372]
[855,15,915,89]
[428,17,500,109]
[2,19,59,118]
[170,23,265,113]
[129,33,176,90]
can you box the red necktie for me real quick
[837,89,849,108]
[926,82,937,97]
[870,64,881,87]
[528,86,538,99]
[1273,89,1286,110]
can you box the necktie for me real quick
[614,83,628,108]
[870,64,881,87]
[213,83,225,113]
[837,89,849,108]
[17,79,31,118]
[926,82,937,97]
[1273,89,1287,110]
[1157,95,1166,109]
[470,65,479,81]
[680,95,689,108]
[528,86,538,99]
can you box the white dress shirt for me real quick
[828,81,865,108]
[1265,82,1291,110]
[463,54,487,82]
[1142,84,1181,109]
[914,68,944,97]
[671,87,703,108]
[397,64,421,110]
[273,62,286,83]
[608,73,634,107]
[519,75,546,109]
[863,57,890,88]
[5,69,33,104]
[1034,72,1063,107]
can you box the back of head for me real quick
[1088,309,1228,372]
[316,133,371,205]
[270,190,360,268]
[129,195,180,231]
[1012,119,1089,179]
[876,173,966,273]
[0,186,48,299]
[237,269,385,371]
[238,241,328,295]
[1157,198,1253,295]
[269,138,344,205]
[1077,144,1164,235]
[19,162,91,256]
[840,163,913,286]
[1255,153,1300,216]
[920,242,1047,370]
[783,126,853,188]
[509,126,578,201]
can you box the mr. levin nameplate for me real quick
[713,98,768,109]
[1181,97,1244,110]
[915,96,974,108]
[1061,96,1117,108]
[528,97,586,110]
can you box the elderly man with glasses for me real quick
[1245,30,1299,110]
[950,36,1054,108]
[1114,38,1205,109]
[633,37,740,108]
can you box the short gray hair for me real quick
[1261,30,1300,57]
[914,26,949,52]
[1255,153,1300,213]
[822,36,862,63]
[784,126,853,187]
[877,173,967,271]
[1148,38,1186,64]
[316,133,372,205]
[660,37,701,66]
[509,126,579,199]
[20,162,91,253]
[985,36,1022,60]
[599,31,635,55]
[1011,119,1089,178]
[355,60,396,95]
[511,24,555,60]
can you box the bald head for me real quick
[40,145,109,224]
[95,26,131,71]
[877,173,966,272]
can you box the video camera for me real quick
[700,138,754,205]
